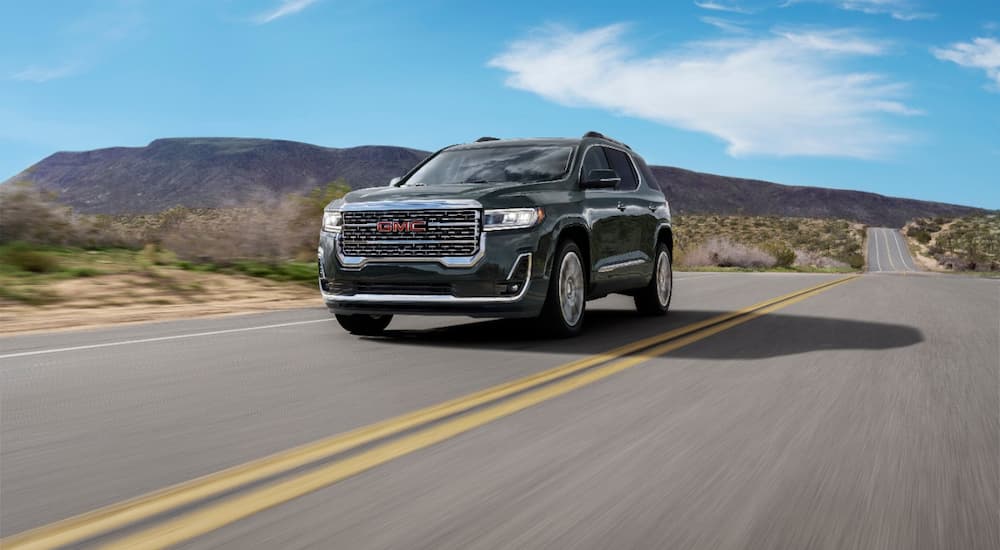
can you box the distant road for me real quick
[867,227,920,272]
[1,272,997,549]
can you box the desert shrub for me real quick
[793,249,849,269]
[766,243,796,268]
[680,238,775,268]
[0,184,73,244]
[0,183,135,248]
[150,181,350,264]
[0,242,60,273]
[845,253,864,269]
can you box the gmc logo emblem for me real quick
[376,220,427,233]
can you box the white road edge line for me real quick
[0,319,334,360]
[890,229,914,272]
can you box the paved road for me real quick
[868,227,920,272]
[1,272,997,549]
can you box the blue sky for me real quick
[2,0,998,208]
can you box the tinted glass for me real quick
[604,147,639,191]
[405,145,573,185]
[633,155,660,190]
[580,146,610,180]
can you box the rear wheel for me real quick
[537,241,586,337]
[634,243,672,316]
[335,314,393,336]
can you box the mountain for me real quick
[650,166,982,227]
[7,138,428,214]
[5,137,984,226]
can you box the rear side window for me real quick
[603,147,639,191]
[633,155,659,190]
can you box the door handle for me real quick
[617,201,626,211]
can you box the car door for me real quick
[582,146,645,291]
[601,147,651,286]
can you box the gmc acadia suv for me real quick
[318,132,673,337]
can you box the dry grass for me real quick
[0,270,318,334]
[681,238,776,268]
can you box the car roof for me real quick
[446,137,582,151]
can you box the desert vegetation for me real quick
[905,214,1000,271]
[0,182,348,307]
[673,215,864,271]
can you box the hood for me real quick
[327,182,555,210]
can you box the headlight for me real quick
[483,208,544,232]
[322,210,343,233]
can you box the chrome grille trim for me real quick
[336,200,485,269]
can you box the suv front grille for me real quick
[340,209,481,258]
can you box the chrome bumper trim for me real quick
[597,258,647,273]
[324,254,532,304]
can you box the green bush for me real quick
[914,230,931,244]
[845,253,864,269]
[766,243,796,268]
[67,267,100,277]
[0,243,61,273]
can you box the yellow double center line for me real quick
[3,275,857,550]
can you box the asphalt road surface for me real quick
[1,272,998,549]
[868,227,920,272]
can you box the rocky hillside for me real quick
[8,138,427,214]
[5,137,983,225]
[652,166,981,227]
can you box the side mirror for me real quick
[581,169,620,189]
[389,177,403,187]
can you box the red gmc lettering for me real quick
[376,220,427,232]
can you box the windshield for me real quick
[404,145,573,185]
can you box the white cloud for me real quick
[255,0,319,24]
[836,0,934,21]
[701,17,749,34]
[11,63,82,83]
[488,24,916,159]
[694,1,752,14]
[775,29,888,55]
[932,37,1000,90]
[783,0,934,20]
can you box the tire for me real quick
[634,243,672,316]
[335,314,393,336]
[537,240,586,337]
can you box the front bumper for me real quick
[318,230,550,318]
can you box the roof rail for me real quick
[582,131,631,150]
[475,136,500,142]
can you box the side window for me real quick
[633,155,660,190]
[580,146,610,181]
[603,148,639,191]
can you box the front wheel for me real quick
[537,241,586,337]
[634,244,672,316]
[335,314,392,336]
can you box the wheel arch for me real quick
[550,223,591,280]
[656,224,673,259]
